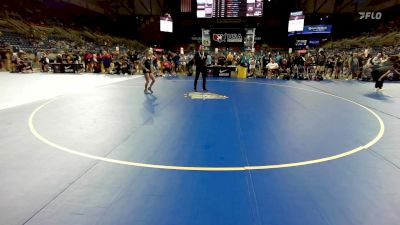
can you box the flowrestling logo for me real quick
[212,33,243,43]
[359,12,382,20]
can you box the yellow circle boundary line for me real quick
[28,80,385,171]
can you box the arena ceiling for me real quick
[60,0,165,15]
[60,0,399,16]
[296,0,399,14]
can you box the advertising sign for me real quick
[160,17,173,33]
[303,25,332,34]
[202,29,211,46]
[288,25,332,36]
[210,29,245,46]
[308,38,320,46]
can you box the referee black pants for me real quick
[194,68,207,90]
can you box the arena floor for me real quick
[1,72,400,225]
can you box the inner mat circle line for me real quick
[28,80,385,171]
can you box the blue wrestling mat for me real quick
[1,76,400,225]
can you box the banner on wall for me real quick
[295,40,307,46]
[288,25,332,36]
[308,38,320,46]
[210,29,245,46]
[202,29,211,47]
[303,25,332,34]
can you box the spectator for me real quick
[266,58,279,79]
[162,59,172,75]
[247,53,257,78]
[40,52,49,72]
[103,51,112,74]
[325,55,335,79]
[226,52,234,65]
[274,52,282,66]
[315,49,326,77]
[349,53,360,79]
[261,52,271,77]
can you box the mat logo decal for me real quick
[184,92,228,100]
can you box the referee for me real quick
[194,45,208,92]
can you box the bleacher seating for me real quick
[323,15,400,49]
[0,19,144,53]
